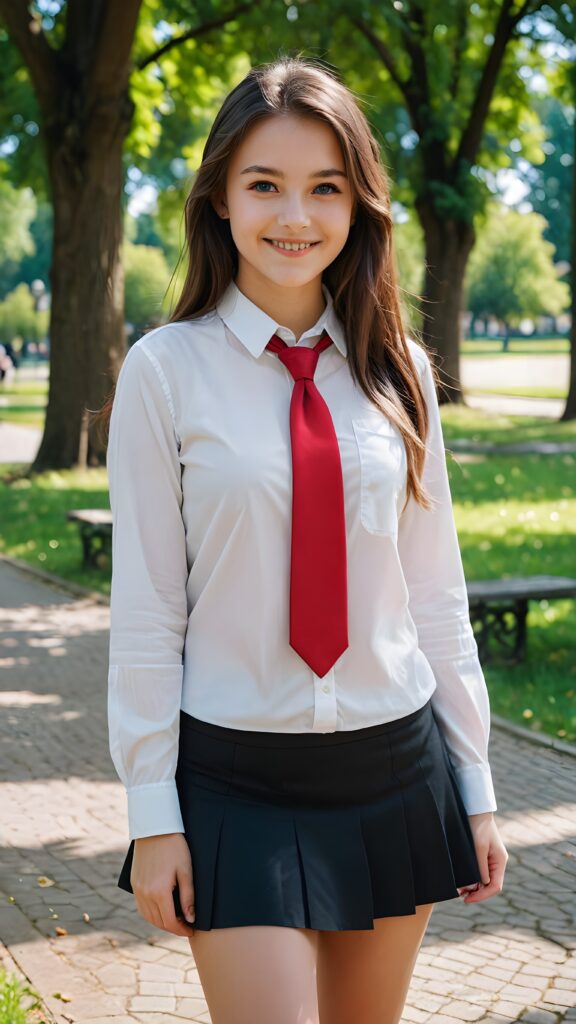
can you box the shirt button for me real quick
[321,683,330,694]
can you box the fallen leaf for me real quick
[54,926,68,936]
[52,991,73,1002]
[37,876,55,887]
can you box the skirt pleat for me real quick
[117,697,483,931]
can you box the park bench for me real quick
[66,509,112,570]
[467,575,576,664]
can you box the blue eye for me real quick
[249,181,341,194]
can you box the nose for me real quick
[277,192,311,229]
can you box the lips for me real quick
[263,239,321,252]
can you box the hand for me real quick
[457,812,508,903]
[131,833,196,935]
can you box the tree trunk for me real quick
[560,92,576,421]
[0,0,143,472]
[35,96,131,471]
[415,201,475,404]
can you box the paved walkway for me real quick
[461,354,568,394]
[0,556,575,1024]
[0,421,42,464]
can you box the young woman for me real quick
[104,55,508,1024]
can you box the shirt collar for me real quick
[216,279,347,359]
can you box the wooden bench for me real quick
[66,509,112,570]
[467,575,576,663]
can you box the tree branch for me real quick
[510,0,542,28]
[88,0,142,99]
[449,3,468,101]
[349,14,425,137]
[454,0,516,169]
[137,0,258,71]
[401,2,430,111]
[0,0,61,115]
[455,0,547,169]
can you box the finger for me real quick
[462,880,501,902]
[462,867,505,902]
[176,876,196,925]
[457,883,480,895]
[159,894,196,936]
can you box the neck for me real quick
[234,270,326,341]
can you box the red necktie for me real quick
[266,329,348,677]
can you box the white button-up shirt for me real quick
[107,279,497,840]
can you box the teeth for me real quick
[270,240,314,251]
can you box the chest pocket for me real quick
[352,416,406,537]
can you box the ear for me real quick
[211,190,229,219]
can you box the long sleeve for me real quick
[106,342,189,840]
[397,346,497,815]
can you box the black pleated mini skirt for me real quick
[117,696,482,931]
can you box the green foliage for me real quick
[515,96,574,265]
[0,965,43,1024]
[0,181,35,264]
[465,204,570,326]
[127,5,253,183]
[0,193,52,301]
[155,179,189,268]
[320,0,548,222]
[393,213,425,331]
[123,241,171,332]
[0,284,48,345]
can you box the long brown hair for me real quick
[97,55,436,512]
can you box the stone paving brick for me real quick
[541,989,576,1007]
[1,557,576,1023]
[401,1006,432,1023]
[177,997,217,1016]
[139,963,185,983]
[129,994,177,1011]
[499,983,547,1003]
[520,1011,561,1024]
[436,1001,487,1020]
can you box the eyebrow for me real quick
[240,165,348,179]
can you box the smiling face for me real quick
[213,113,355,303]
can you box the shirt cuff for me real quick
[126,781,185,840]
[452,763,498,815]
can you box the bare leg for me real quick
[189,925,319,1024]
[316,902,434,1024]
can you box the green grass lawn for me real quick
[0,380,47,427]
[448,446,575,743]
[0,465,111,593]
[1,400,575,746]
[460,337,569,355]
[440,405,576,446]
[466,386,567,399]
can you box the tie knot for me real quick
[266,330,333,383]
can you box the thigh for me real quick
[189,925,320,1024]
[316,902,434,1024]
